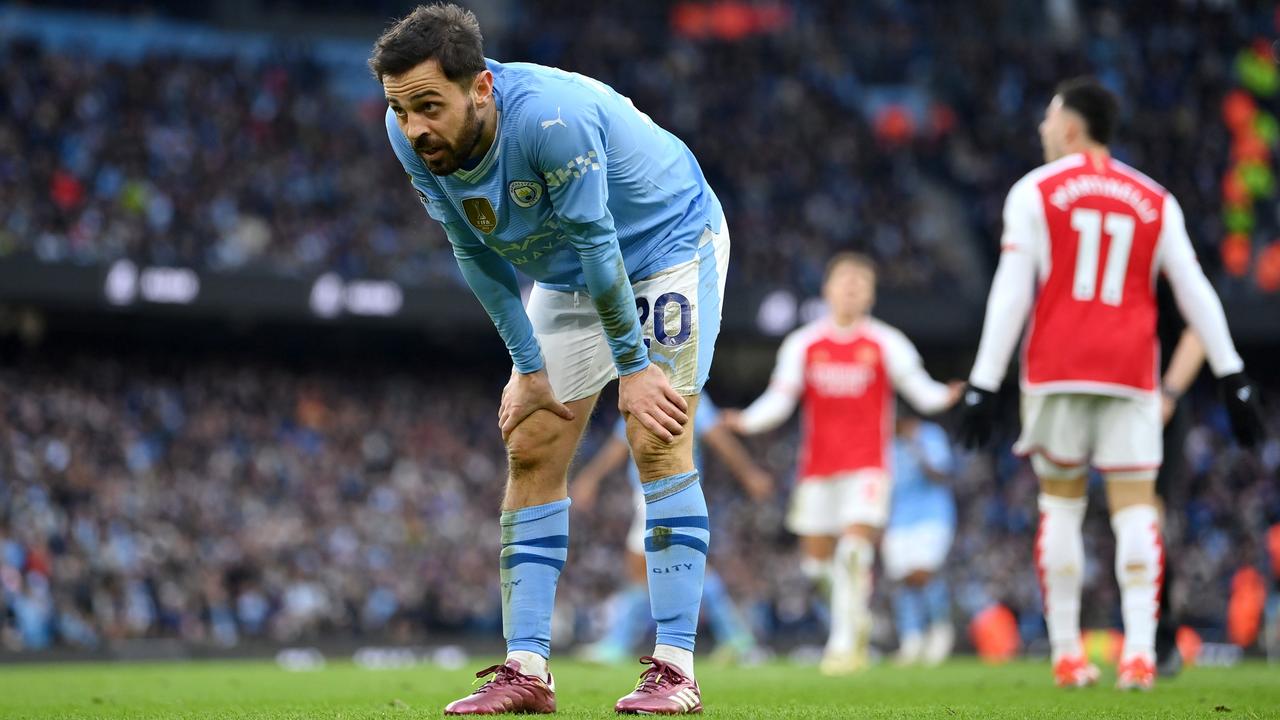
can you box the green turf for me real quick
[0,657,1276,719]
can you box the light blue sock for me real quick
[601,583,652,651]
[922,576,951,626]
[500,498,570,658]
[702,568,752,645]
[894,585,926,639]
[643,471,708,652]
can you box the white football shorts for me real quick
[881,521,954,581]
[1014,392,1162,474]
[785,469,891,537]
[525,218,730,403]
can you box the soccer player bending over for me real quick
[372,5,728,714]
[722,253,961,675]
[959,78,1265,691]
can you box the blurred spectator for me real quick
[3,1,1274,295]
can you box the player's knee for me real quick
[629,430,692,480]
[1032,455,1086,487]
[505,421,562,477]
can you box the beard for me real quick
[417,101,484,176]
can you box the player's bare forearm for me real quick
[702,425,773,499]
[1162,328,1205,397]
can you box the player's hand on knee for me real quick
[499,369,575,439]
[618,364,688,442]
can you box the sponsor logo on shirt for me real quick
[808,361,875,397]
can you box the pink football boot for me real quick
[444,659,555,715]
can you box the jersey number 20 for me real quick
[1069,208,1135,306]
[636,293,692,348]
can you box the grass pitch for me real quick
[1,657,1277,719]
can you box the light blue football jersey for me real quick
[887,421,956,529]
[385,59,721,374]
[613,396,721,492]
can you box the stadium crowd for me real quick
[1,354,1276,652]
[2,1,1276,294]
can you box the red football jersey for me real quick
[766,318,940,479]
[1010,153,1170,395]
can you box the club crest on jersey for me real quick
[856,345,879,365]
[462,197,498,234]
[508,180,543,208]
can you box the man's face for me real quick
[384,59,487,176]
[1039,95,1071,164]
[823,261,875,320]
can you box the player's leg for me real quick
[919,569,954,666]
[798,534,838,590]
[628,395,704,677]
[882,522,920,664]
[1104,475,1161,690]
[915,523,956,666]
[499,394,598,672]
[822,469,888,675]
[1097,394,1164,691]
[1017,393,1098,687]
[447,287,614,715]
[1033,456,1092,683]
[615,216,728,715]
[786,479,842,633]
[892,569,928,666]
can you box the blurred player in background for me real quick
[373,4,728,713]
[721,253,961,675]
[571,395,773,664]
[883,410,956,667]
[959,77,1266,691]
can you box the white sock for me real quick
[652,643,694,679]
[1111,504,1162,663]
[801,555,834,591]
[506,650,548,681]
[1037,494,1087,663]
[826,535,874,655]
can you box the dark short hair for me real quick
[1055,77,1119,145]
[824,251,877,284]
[368,3,486,84]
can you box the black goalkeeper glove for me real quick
[1218,372,1266,448]
[957,384,999,449]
